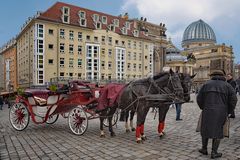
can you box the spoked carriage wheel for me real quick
[9,103,30,131]
[68,106,88,135]
[103,111,119,127]
[46,114,59,124]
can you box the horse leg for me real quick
[125,111,130,133]
[108,107,116,137]
[136,103,149,143]
[158,105,170,138]
[130,110,135,131]
[99,111,106,137]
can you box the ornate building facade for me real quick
[14,2,167,88]
[181,19,234,86]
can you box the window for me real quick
[145,55,148,59]
[108,24,115,31]
[101,36,105,44]
[79,11,85,19]
[60,43,65,53]
[128,40,131,48]
[69,30,74,40]
[115,40,119,45]
[133,52,137,60]
[78,45,82,54]
[48,44,53,49]
[139,53,142,61]
[108,61,112,69]
[78,59,82,68]
[139,64,142,71]
[101,61,105,69]
[69,58,74,68]
[125,21,130,29]
[79,19,86,26]
[69,44,74,54]
[133,64,136,71]
[62,7,70,23]
[108,37,112,45]
[37,39,43,53]
[60,58,64,67]
[60,29,65,38]
[133,30,139,37]
[48,29,53,35]
[101,48,105,56]
[139,42,142,50]
[128,52,131,60]
[78,73,82,78]
[122,41,125,46]
[93,14,99,22]
[69,73,73,77]
[133,41,137,49]
[48,59,53,64]
[86,35,90,41]
[114,19,119,27]
[38,24,43,38]
[127,63,131,70]
[108,49,112,57]
[78,32,82,41]
[145,45,148,49]
[95,22,101,29]
[60,72,64,77]
[101,16,107,24]
[94,36,98,42]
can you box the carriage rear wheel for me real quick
[103,111,118,127]
[46,114,59,124]
[68,106,88,135]
[9,103,30,131]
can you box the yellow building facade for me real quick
[15,2,168,87]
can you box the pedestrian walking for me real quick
[175,103,182,121]
[197,70,237,159]
[0,96,3,110]
[226,73,237,118]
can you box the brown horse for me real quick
[99,70,184,141]
[117,70,185,143]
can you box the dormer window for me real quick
[94,22,102,29]
[101,16,107,24]
[125,21,130,29]
[121,27,127,35]
[79,11,86,19]
[79,11,87,27]
[108,24,115,32]
[133,30,139,37]
[93,14,99,22]
[62,6,70,24]
[79,19,86,27]
[113,19,119,27]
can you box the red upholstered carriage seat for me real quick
[24,90,51,106]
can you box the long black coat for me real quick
[197,76,237,139]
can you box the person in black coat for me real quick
[197,70,237,159]
[0,96,3,110]
[226,73,237,118]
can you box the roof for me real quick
[182,19,216,45]
[37,2,149,39]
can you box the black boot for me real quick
[211,139,222,159]
[199,137,208,155]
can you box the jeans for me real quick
[175,103,182,120]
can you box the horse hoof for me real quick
[110,132,116,137]
[159,132,164,138]
[141,136,147,141]
[131,128,136,131]
[126,129,130,133]
[136,140,142,143]
[100,134,105,138]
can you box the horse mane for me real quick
[153,72,168,80]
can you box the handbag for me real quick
[196,112,230,137]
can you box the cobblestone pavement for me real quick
[1,94,240,160]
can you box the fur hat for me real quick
[209,70,225,76]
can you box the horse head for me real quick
[153,69,184,101]
[178,73,196,102]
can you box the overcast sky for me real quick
[0,0,239,62]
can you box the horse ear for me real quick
[190,73,197,79]
[169,68,174,75]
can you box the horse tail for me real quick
[119,110,126,121]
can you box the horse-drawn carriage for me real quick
[9,80,118,135]
[10,70,194,143]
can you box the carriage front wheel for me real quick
[68,106,88,135]
[9,103,30,131]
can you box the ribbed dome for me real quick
[182,19,216,45]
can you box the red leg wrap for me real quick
[136,126,141,138]
[158,122,165,133]
[140,124,144,135]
